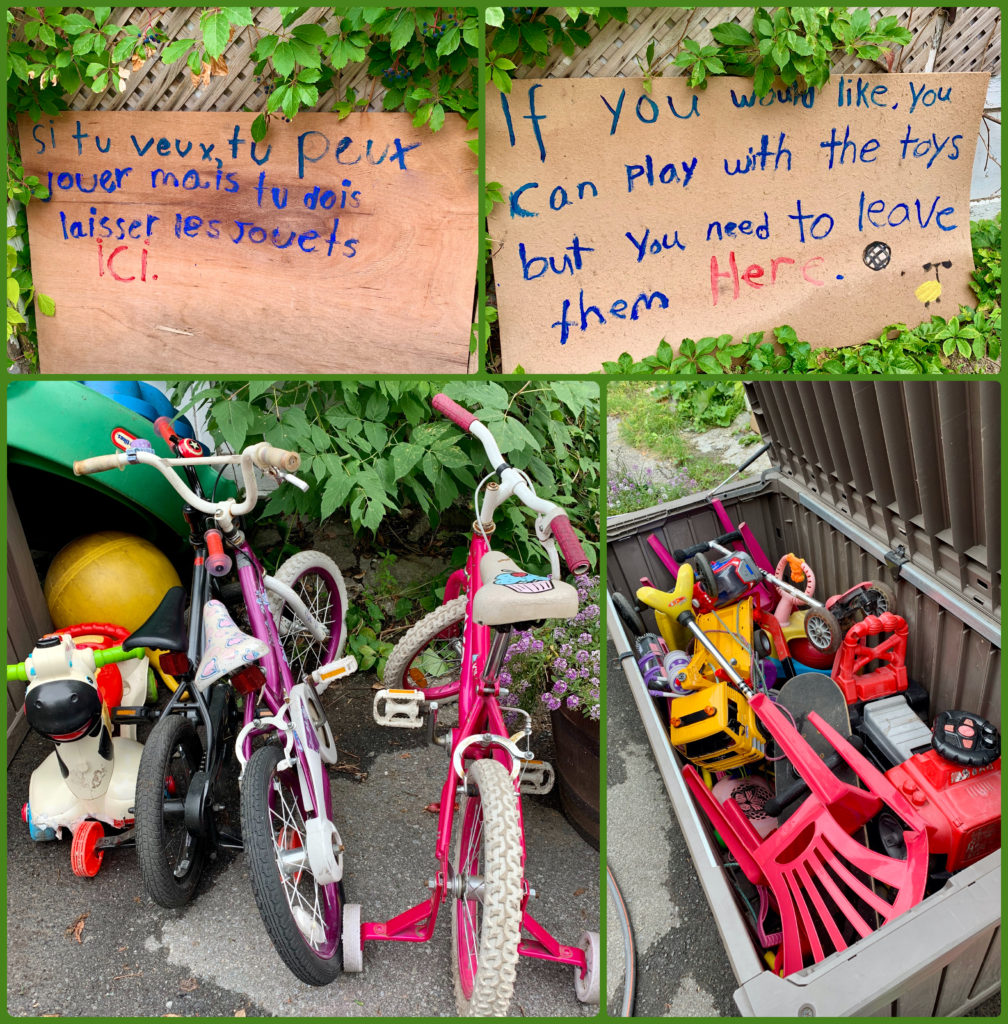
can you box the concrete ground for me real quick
[6,670,598,1017]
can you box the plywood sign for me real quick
[19,112,477,373]
[486,74,988,372]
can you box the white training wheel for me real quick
[574,930,600,1004]
[342,902,364,972]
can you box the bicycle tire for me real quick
[382,597,467,689]
[451,758,523,1016]
[241,743,343,986]
[611,591,646,638]
[135,714,207,908]
[268,551,348,682]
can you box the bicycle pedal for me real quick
[373,688,425,728]
[520,759,555,795]
[310,655,358,694]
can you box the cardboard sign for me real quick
[486,74,989,372]
[19,112,477,373]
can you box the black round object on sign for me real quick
[863,241,891,270]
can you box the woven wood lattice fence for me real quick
[32,7,1003,114]
[56,6,389,113]
[519,6,1001,80]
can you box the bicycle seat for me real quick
[472,551,578,627]
[194,600,268,690]
[123,586,188,652]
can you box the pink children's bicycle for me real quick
[343,393,600,1015]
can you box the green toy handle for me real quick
[6,643,144,682]
[94,645,146,667]
[7,663,28,683]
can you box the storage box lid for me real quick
[745,381,1000,624]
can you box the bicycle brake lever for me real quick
[276,470,309,492]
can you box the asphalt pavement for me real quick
[605,640,736,1018]
[6,670,599,1017]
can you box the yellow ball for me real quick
[44,531,182,633]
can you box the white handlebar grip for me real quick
[252,443,301,473]
[73,453,126,475]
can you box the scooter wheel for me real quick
[803,607,842,654]
[70,820,104,877]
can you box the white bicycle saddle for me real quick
[472,551,578,627]
[195,600,269,690]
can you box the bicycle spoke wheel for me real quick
[135,715,206,908]
[383,597,466,689]
[451,758,523,1016]
[269,551,348,681]
[241,744,343,985]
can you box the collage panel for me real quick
[485,7,1000,375]
[6,377,601,1015]
[9,7,480,374]
[4,4,1003,1022]
[606,379,1001,1016]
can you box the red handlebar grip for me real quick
[153,416,176,443]
[551,515,590,575]
[432,393,477,431]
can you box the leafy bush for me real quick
[168,379,599,573]
[670,7,912,95]
[485,6,627,92]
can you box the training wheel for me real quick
[70,820,105,877]
[574,930,600,1004]
[342,902,363,972]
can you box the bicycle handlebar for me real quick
[153,416,176,445]
[74,442,302,521]
[255,444,301,473]
[431,393,589,575]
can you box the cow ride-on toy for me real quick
[9,629,154,876]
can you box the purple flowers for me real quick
[607,465,701,516]
[500,574,601,722]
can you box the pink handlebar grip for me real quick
[551,515,590,575]
[432,393,477,431]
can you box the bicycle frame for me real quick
[147,457,335,830]
[360,527,589,975]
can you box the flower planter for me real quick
[549,702,600,849]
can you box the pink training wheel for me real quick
[70,820,105,877]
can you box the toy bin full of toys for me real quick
[608,380,1000,1018]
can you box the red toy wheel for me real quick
[71,820,105,877]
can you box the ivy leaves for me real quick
[672,7,913,96]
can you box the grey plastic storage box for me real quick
[607,380,1001,1017]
